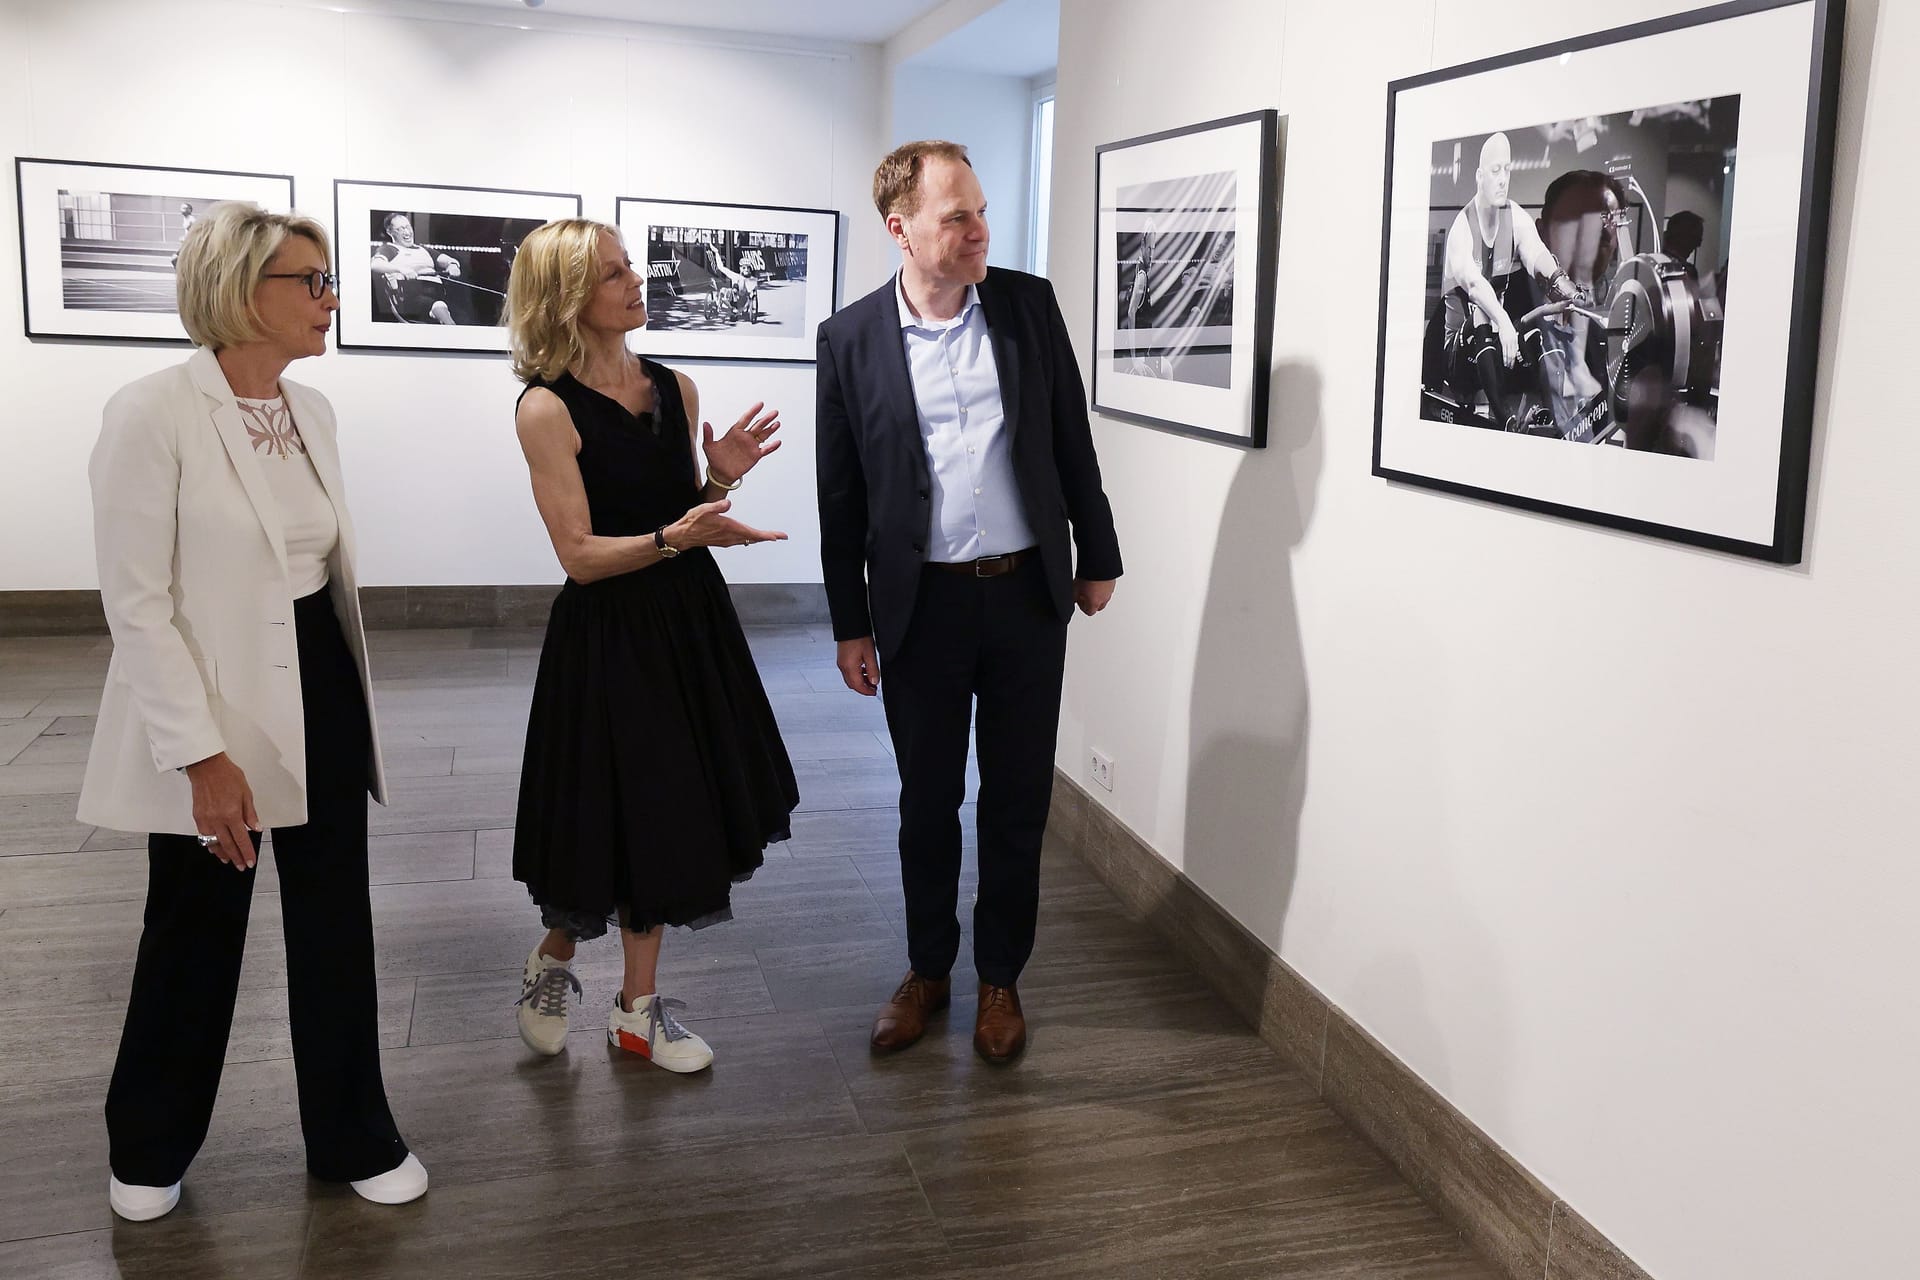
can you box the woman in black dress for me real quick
[503,219,798,1072]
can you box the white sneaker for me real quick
[108,1176,180,1222]
[350,1153,429,1205]
[515,947,581,1056]
[608,994,713,1073]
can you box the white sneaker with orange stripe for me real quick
[607,993,713,1073]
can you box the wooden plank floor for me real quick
[0,625,1497,1279]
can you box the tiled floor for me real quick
[0,624,1496,1279]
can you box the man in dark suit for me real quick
[816,140,1122,1064]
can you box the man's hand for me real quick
[1074,579,1116,616]
[836,636,880,696]
[1496,318,1520,367]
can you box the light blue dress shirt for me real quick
[895,274,1037,563]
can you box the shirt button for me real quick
[968,446,976,454]
[974,488,982,495]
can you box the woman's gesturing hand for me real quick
[666,499,787,550]
[702,402,782,486]
[184,752,261,870]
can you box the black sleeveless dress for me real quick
[511,358,797,937]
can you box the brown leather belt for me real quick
[926,548,1033,578]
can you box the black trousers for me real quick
[882,557,1068,989]
[105,588,406,1186]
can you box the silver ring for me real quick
[196,834,218,847]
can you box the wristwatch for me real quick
[654,526,680,558]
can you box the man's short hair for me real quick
[1665,211,1705,239]
[174,203,331,350]
[383,211,410,236]
[873,140,972,220]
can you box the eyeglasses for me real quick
[262,270,340,299]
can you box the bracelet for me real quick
[707,470,743,492]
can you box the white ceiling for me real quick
[427,0,953,44]
[905,0,1057,79]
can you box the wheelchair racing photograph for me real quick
[644,224,811,334]
[1419,95,1737,461]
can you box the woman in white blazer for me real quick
[79,203,426,1222]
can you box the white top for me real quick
[236,396,337,597]
[893,274,1036,561]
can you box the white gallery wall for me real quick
[0,0,890,589]
[890,63,1035,273]
[1050,0,1914,1276]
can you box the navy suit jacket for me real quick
[815,268,1123,662]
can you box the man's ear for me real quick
[885,212,910,253]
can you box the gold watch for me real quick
[654,526,680,558]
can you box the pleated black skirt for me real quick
[511,550,797,936]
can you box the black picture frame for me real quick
[1092,109,1281,449]
[1371,0,1845,564]
[613,196,840,364]
[333,178,583,355]
[15,157,296,344]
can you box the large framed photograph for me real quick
[613,197,838,364]
[1373,0,1845,563]
[333,180,581,354]
[1093,110,1280,448]
[15,158,295,343]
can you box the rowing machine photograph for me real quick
[333,179,581,354]
[1372,0,1845,564]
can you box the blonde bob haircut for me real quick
[506,218,624,384]
[174,202,332,350]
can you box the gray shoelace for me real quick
[515,964,581,1017]
[643,995,693,1043]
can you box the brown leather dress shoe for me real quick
[870,971,951,1053]
[973,983,1027,1063]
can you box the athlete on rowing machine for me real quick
[1439,132,1585,431]
[370,212,459,325]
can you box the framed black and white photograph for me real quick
[1373,0,1845,563]
[613,197,838,363]
[1093,109,1280,448]
[333,179,581,353]
[15,158,294,343]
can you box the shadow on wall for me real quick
[1176,359,1323,963]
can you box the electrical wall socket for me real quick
[1090,749,1114,791]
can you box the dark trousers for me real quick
[105,588,406,1186]
[882,557,1068,989]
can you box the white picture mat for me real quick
[1379,2,1816,546]
[334,181,578,352]
[1095,119,1267,440]
[18,161,293,342]
[614,198,835,363]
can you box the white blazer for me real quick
[78,346,389,835]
